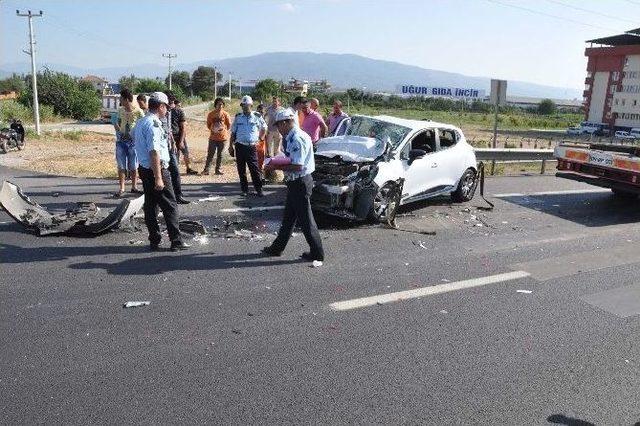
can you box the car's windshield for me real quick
[346,116,411,148]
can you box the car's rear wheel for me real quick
[452,168,477,202]
[367,182,400,224]
[611,188,638,199]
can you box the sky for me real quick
[1,0,639,90]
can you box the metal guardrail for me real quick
[473,148,555,174]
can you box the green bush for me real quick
[0,100,56,123]
[19,69,101,120]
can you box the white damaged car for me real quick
[311,115,478,222]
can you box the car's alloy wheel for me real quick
[452,168,478,202]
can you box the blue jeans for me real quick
[115,141,137,171]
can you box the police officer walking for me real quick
[262,108,324,262]
[133,92,189,252]
[229,95,267,196]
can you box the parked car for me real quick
[566,126,582,135]
[311,115,478,223]
[614,130,636,140]
[630,128,640,139]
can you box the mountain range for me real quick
[0,52,581,99]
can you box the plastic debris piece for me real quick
[231,329,242,334]
[193,234,210,245]
[123,301,150,308]
[312,260,323,268]
[197,195,224,202]
[440,310,448,314]
[179,220,207,235]
[376,301,384,306]
[128,239,144,245]
[516,290,532,294]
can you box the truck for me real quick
[555,141,640,197]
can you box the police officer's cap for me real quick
[149,92,169,105]
[274,108,296,123]
[240,95,254,105]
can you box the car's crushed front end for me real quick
[311,135,402,222]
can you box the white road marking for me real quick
[219,205,284,213]
[494,188,609,197]
[329,271,531,311]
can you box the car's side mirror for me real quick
[408,149,427,165]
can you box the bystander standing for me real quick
[300,99,328,146]
[113,88,144,197]
[203,97,231,175]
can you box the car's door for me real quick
[400,129,449,201]
[435,128,466,188]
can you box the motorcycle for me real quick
[1,119,26,153]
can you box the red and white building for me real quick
[584,29,640,130]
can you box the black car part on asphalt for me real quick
[0,181,144,236]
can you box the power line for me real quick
[544,0,638,25]
[483,0,617,31]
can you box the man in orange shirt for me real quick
[203,97,231,175]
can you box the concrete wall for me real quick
[588,71,609,123]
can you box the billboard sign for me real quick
[398,85,485,99]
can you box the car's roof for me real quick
[369,115,462,132]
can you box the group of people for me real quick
[112,91,349,261]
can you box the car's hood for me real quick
[315,135,386,162]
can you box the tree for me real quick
[218,78,238,97]
[0,73,27,94]
[537,99,557,115]
[19,69,100,120]
[251,79,281,102]
[118,74,137,93]
[191,66,223,100]
[165,71,191,95]
[135,78,167,94]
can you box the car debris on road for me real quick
[0,181,144,237]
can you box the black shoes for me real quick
[186,168,199,175]
[170,241,191,251]
[256,190,265,197]
[215,170,224,175]
[176,197,190,204]
[261,246,282,257]
[300,252,324,262]
[201,169,210,175]
[150,242,161,252]
[241,191,248,197]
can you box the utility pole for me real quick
[213,66,217,100]
[228,72,232,101]
[16,10,43,135]
[162,53,177,90]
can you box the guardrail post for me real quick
[540,159,546,174]
[490,160,496,175]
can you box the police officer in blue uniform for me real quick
[262,108,324,262]
[229,95,267,196]
[134,92,189,252]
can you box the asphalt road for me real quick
[2,166,640,424]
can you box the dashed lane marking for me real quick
[329,271,531,311]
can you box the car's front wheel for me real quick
[452,168,477,202]
[367,182,401,224]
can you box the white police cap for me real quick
[240,95,254,105]
[149,91,169,105]
[274,108,296,123]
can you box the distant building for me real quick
[505,96,582,112]
[81,75,109,94]
[283,78,309,96]
[307,79,331,94]
[583,28,640,129]
[0,91,18,100]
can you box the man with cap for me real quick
[262,108,324,263]
[133,92,189,252]
[229,95,267,196]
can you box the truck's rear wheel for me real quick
[611,188,638,199]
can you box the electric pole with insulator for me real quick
[16,9,43,135]
[162,53,177,90]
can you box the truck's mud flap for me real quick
[0,181,144,236]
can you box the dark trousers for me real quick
[138,166,182,245]
[235,143,262,193]
[271,174,324,260]
[204,139,225,172]
[167,149,183,198]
